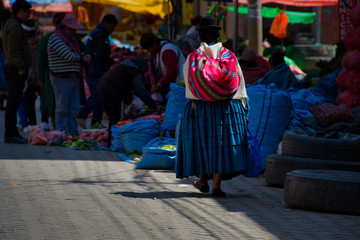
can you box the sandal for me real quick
[193,180,210,193]
[212,188,226,197]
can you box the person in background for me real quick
[176,16,249,197]
[37,13,66,128]
[17,18,42,130]
[77,14,118,129]
[0,9,12,111]
[257,51,299,91]
[47,14,91,136]
[176,15,201,56]
[97,55,158,147]
[186,16,201,36]
[2,0,32,144]
[140,32,186,102]
[239,48,269,85]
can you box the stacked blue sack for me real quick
[159,83,188,131]
[247,84,292,170]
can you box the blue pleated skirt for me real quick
[176,99,249,180]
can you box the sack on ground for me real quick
[247,84,292,170]
[110,124,125,152]
[118,119,159,153]
[136,137,176,169]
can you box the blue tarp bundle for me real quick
[286,88,325,128]
[159,83,188,131]
[313,67,343,104]
[117,119,159,153]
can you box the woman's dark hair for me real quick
[12,0,32,15]
[140,32,159,49]
[101,14,118,25]
[198,29,220,44]
[269,51,285,67]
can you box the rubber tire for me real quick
[284,170,360,215]
[265,154,360,187]
[281,131,360,162]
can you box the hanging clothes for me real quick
[269,9,289,39]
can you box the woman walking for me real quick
[176,16,249,197]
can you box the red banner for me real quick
[338,0,355,40]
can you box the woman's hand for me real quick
[82,54,91,64]
[151,84,161,93]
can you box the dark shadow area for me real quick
[111,191,210,199]
[0,143,122,161]
[112,190,256,201]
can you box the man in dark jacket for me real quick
[97,56,158,147]
[78,14,118,129]
[257,51,299,91]
[2,0,32,143]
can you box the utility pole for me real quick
[233,0,239,55]
[247,0,263,56]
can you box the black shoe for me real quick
[193,180,210,193]
[4,135,27,144]
[212,188,226,197]
[14,132,27,140]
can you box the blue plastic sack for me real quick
[286,88,325,128]
[247,84,292,170]
[118,119,159,153]
[244,128,262,177]
[136,137,176,169]
[313,67,343,104]
[110,124,125,152]
[159,83,188,131]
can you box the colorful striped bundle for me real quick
[188,47,240,101]
[309,103,353,127]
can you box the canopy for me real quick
[227,6,316,24]
[237,0,338,6]
[81,0,172,19]
[3,0,73,12]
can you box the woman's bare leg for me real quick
[212,173,222,189]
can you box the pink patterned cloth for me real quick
[188,46,240,101]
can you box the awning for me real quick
[80,0,172,19]
[237,0,338,6]
[227,6,316,24]
[3,0,73,12]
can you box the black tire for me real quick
[281,131,360,162]
[284,170,360,215]
[265,154,360,187]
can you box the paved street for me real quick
[1,109,360,240]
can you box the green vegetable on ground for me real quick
[125,149,143,156]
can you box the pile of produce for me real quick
[78,129,108,144]
[61,129,109,150]
[64,139,98,150]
